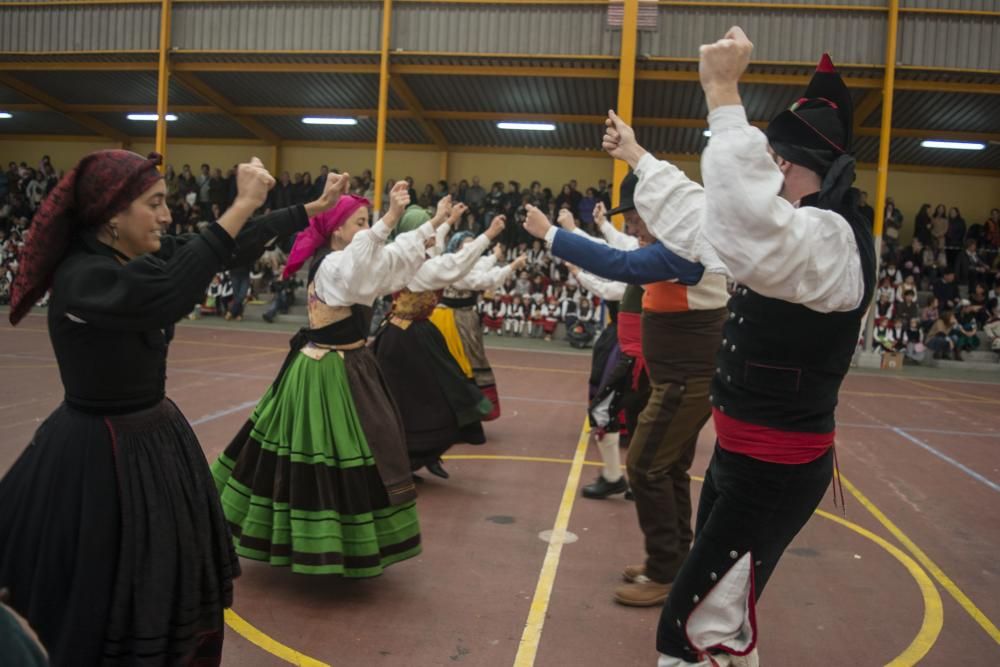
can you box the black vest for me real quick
[710,190,876,433]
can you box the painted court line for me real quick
[190,400,260,426]
[842,475,1000,647]
[512,418,590,667]
[891,427,1000,493]
[839,421,1000,439]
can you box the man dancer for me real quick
[603,28,874,666]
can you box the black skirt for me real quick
[0,400,239,666]
[374,320,491,470]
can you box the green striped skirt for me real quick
[211,346,421,577]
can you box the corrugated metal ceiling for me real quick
[188,71,403,110]
[407,75,617,116]
[89,111,256,139]
[4,71,206,106]
[254,116,429,144]
[0,110,92,136]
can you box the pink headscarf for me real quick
[282,194,369,279]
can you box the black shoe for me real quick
[412,473,424,484]
[625,489,634,501]
[262,311,275,323]
[426,460,450,479]
[582,475,628,499]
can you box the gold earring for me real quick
[110,226,119,242]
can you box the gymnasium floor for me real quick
[1,313,998,666]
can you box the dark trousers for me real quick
[626,376,713,584]
[657,444,833,661]
[228,272,251,318]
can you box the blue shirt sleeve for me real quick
[550,228,705,286]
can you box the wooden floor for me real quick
[1,313,998,666]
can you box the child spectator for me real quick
[504,294,527,336]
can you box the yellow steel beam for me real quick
[390,63,618,79]
[655,1,885,10]
[865,0,900,352]
[612,0,639,213]
[853,89,883,130]
[171,70,281,144]
[0,72,129,143]
[388,75,449,149]
[154,0,171,165]
[171,61,381,74]
[374,0,393,211]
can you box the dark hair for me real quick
[934,204,946,217]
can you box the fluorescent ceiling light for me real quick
[497,122,556,132]
[127,113,177,122]
[703,130,712,137]
[302,117,358,126]
[920,139,985,151]
[0,112,12,119]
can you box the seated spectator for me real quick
[932,270,960,311]
[481,294,505,336]
[872,317,896,352]
[875,291,895,320]
[955,302,981,352]
[567,298,597,349]
[504,294,527,336]
[876,276,896,303]
[528,292,546,338]
[898,238,924,284]
[968,283,991,329]
[926,309,961,360]
[541,295,561,342]
[920,296,940,332]
[902,317,927,364]
[514,270,533,297]
[880,258,903,286]
[896,288,919,323]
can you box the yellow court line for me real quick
[224,609,330,667]
[897,377,1000,404]
[445,454,600,466]
[816,509,943,666]
[512,418,591,667]
[842,475,1000,646]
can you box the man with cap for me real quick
[602,27,875,666]
[525,169,729,609]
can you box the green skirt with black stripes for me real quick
[210,345,421,577]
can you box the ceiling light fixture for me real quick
[920,140,985,151]
[302,117,358,126]
[0,112,12,119]
[127,113,177,122]
[497,122,556,132]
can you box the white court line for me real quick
[891,427,1000,493]
[839,421,1000,439]
[190,400,260,426]
[503,395,582,406]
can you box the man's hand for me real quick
[602,111,647,168]
[566,262,580,276]
[512,254,528,271]
[557,208,577,231]
[305,172,350,218]
[699,26,752,110]
[523,205,553,240]
[485,215,506,241]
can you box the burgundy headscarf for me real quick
[9,149,164,325]
[282,194,369,279]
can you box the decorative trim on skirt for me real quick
[211,347,421,577]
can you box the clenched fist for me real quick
[234,157,275,212]
[522,205,552,240]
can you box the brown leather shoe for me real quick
[622,564,645,583]
[614,575,671,607]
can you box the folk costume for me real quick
[641,56,875,666]
[429,232,517,421]
[374,207,493,478]
[0,150,304,665]
[212,196,430,577]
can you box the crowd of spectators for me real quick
[3,154,999,359]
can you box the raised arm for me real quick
[409,214,505,292]
[572,265,626,302]
[697,27,863,312]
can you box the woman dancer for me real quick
[430,234,527,420]
[212,182,444,577]
[0,151,309,665]
[374,212,508,480]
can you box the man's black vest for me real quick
[710,190,876,433]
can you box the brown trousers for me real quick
[626,376,713,583]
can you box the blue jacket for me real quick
[550,228,705,286]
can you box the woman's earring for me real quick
[110,226,119,242]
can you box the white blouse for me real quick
[405,234,491,292]
[313,218,435,307]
